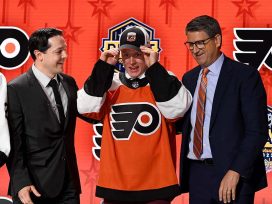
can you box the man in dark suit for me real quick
[178,15,268,204]
[7,28,82,204]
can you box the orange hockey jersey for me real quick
[77,60,192,201]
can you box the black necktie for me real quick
[48,79,65,128]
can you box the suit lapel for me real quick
[186,66,201,123]
[185,66,201,99]
[26,68,61,125]
[210,57,233,130]
[190,67,201,96]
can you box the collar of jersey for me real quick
[119,72,149,89]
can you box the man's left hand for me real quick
[140,46,158,67]
[219,170,240,203]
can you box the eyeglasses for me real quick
[184,36,215,50]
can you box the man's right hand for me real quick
[100,48,120,65]
[18,185,41,204]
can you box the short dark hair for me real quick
[29,28,63,60]
[185,15,222,38]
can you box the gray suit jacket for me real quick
[7,68,81,198]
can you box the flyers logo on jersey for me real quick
[110,102,161,140]
[0,27,30,70]
[233,28,272,71]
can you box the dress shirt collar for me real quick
[125,71,146,80]
[32,64,62,87]
[201,53,224,75]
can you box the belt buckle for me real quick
[202,158,213,165]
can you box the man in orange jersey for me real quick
[77,26,192,203]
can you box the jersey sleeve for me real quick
[77,60,116,120]
[145,62,192,120]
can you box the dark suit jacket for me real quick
[179,56,268,194]
[7,68,81,198]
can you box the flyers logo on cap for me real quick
[233,28,272,71]
[100,17,161,71]
[0,27,29,70]
[127,32,136,42]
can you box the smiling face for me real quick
[121,48,147,78]
[35,35,67,77]
[186,30,221,67]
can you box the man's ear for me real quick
[34,50,43,61]
[215,34,222,48]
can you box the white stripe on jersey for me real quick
[77,89,106,114]
[156,84,192,119]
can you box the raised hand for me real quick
[100,48,120,65]
[140,46,158,67]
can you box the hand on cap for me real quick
[140,46,158,67]
[100,48,120,65]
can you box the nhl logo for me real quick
[131,81,139,88]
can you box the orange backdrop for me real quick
[0,0,272,203]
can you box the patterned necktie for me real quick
[193,67,209,159]
[48,79,65,128]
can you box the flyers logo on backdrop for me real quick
[263,106,272,173]
[233,28,272,173]
[0,27,29,70]
[233,28,272,71]
[100,17,161,72]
